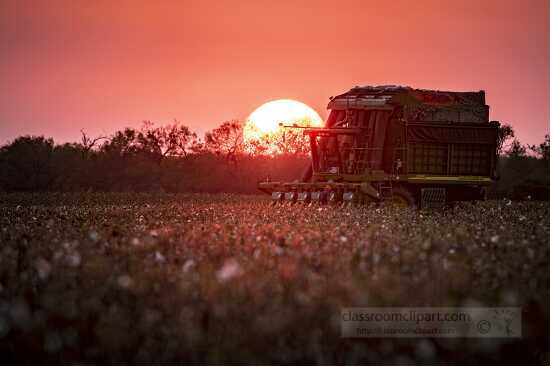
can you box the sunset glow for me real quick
[244,99,323,142]
[0,1,548,146]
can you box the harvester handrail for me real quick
[304,127,363,135]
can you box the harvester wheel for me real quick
[362,194,377,206]
[388,187,416,208]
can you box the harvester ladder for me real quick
[379,180,393,199]
[354,149,369,174]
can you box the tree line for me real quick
[0,120,549,199]
[493,124,550,200]
[0,121,309,193]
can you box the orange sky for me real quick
[1,0,549,145]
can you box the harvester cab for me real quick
[306,126,366,176]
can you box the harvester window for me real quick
[328,109,367,128]
[315,135,338,173]
[312,133,369,175]
[326,110,346,128]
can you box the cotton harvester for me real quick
[258,85,500,208]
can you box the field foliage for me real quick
[0,194,549,365]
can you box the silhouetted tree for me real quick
[101,128,139,157]
[529,134,550,168]
[80,130,106,156]
[50,142,90,190]
[273,128,310,156]
[0,136,54,191]
[244,129,310,156]
[507,139,527,158]
[243,118,313,156]
[137,121,198,164]
[243,138,268,156]
[204,120,243,161]
[497,123,515,156]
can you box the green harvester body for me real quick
[259,85,499,207]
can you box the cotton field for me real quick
[0,193,549,365]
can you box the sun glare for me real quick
[244,99,323,142]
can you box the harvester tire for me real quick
[388,187,416,208]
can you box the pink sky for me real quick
[1,0,549,145]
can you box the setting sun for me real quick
[244,99,323,142]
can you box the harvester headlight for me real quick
[284,192,297,202]
[311,192,321,201]
[297,192,310,203]
[343,192,355,201]
[271,192,283,201]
